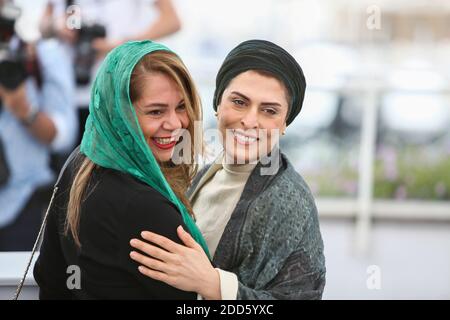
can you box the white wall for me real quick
[321,219,450,299]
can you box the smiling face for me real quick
[217,70,289,164]
[133,72,189,162]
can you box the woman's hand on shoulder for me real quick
[129,226,221,299]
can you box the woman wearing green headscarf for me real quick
[129,40,326,300]
[33,41,211,299]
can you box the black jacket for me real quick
[33,153,195,300]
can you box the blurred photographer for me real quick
[40,0,182,144]
[0,0,77,251]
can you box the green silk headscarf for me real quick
[80,40,210,258]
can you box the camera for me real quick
[0,2,27,91]
[74,23,106,85]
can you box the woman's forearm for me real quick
[26,111,57,145]
[131,0,181,40]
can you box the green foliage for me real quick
[374,148,450,200]
[305,146,450,200]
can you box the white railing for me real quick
[315,84,450,254]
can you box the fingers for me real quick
[91,38,103,50]
[130,251,166,273]
[177,226,201,250]
[0,86,9,102]
[137,265,171,284]
[139,231,182,253]
[129,238,175,263]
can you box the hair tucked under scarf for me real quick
[213,39,306,126]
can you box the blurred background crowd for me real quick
[0,0,449,299]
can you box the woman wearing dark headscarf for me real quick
[130,40,326,299]
[33,41,211,299]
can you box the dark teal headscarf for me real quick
[213,39,306,126]
[80,40,210,258]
